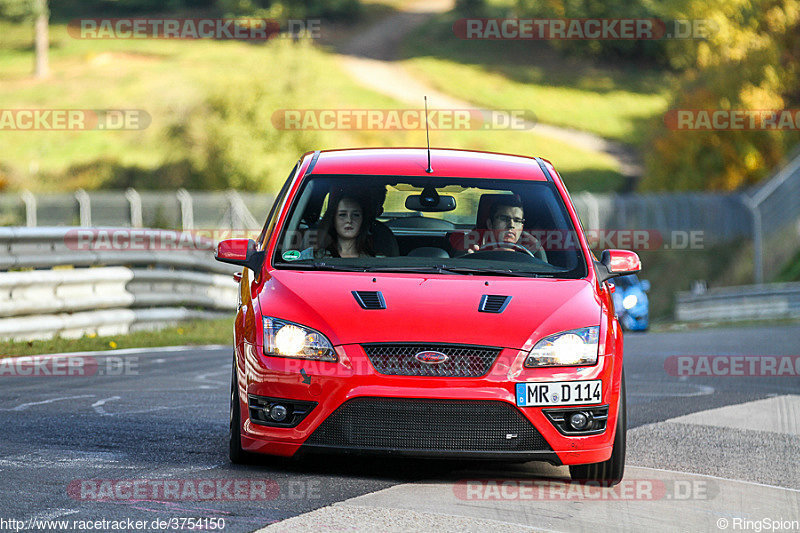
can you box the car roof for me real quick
[305,148,553,181]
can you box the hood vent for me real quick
[479,294,511,313]
[352,290,386,310]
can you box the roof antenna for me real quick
[424,96,433,173]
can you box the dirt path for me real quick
[337,0,643,181]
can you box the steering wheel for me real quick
[476,241,547,262]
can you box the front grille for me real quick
[362,343,500,377]
[305,397,551,452]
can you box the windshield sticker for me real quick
[282,250,301,261]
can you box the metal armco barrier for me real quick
[675,282,800,322]
[0,227,239,341]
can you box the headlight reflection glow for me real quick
[263,317,336,361]
[524,326,600,368]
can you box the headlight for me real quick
[622,294,638,310]
[524,326,599,368]
[263,317,336,361]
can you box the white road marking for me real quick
[91,396,122,416]
[632,466,800,493]
[255,464,798,533]
[1,395,95,412]
[665,394,800,435]
[193,368,228,389]
[630,383,715,397]
[0,345,228,363]
[0,450,128,469]
[113,405,198,415]
[26,508,79,522]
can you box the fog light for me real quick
[270,404,288,422]
[569,412,590,430]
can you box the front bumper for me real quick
[238,342,621,465]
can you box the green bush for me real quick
[640,0,800,191]
[217,0,361,20]
[455,0,488,17]
[514,0,669,64]
[165,40,324,192]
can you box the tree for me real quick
[33,0,48,78]
[640,0,800,191]
[0,0,49,78]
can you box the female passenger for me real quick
[312,189,375,259]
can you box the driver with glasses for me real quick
[468,196,545,260]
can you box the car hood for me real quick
[259,270,602,349]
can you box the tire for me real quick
[569,370,626,485]
[229,356,255,464]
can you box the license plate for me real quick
[516,380,602,407]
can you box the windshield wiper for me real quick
[432,265,537,277]
[298,261,369,272]
[288,262,551,277]
[364,265,457,274]
[365,265,537,277]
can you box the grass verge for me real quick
[2,10,624,193]
[399,10,671,146]
[0,317,233,358]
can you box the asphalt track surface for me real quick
[0,324,798,532]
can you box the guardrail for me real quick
[0,227,240,341]
[0,189,272,230]
[675,282,800,322]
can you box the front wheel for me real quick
[569,370,626,485]
[229,356,255,464]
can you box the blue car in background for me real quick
[612,274,650,331]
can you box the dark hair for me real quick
[315,188,375,257]
[489,195,524,221]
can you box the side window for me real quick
[257,163,298,249]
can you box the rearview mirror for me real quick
[405,194,456,212]
[215,239,265,277]
[596,249,641,283]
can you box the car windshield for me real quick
[272,175,588,278]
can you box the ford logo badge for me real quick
[414,351,449,364]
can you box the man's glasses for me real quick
[493,215,525,227]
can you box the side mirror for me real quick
[641,279,651,292]
[595,249,641,284]
[215,239,265,277]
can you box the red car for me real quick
[216,148,640,484]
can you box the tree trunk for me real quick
[33,0,49,78]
